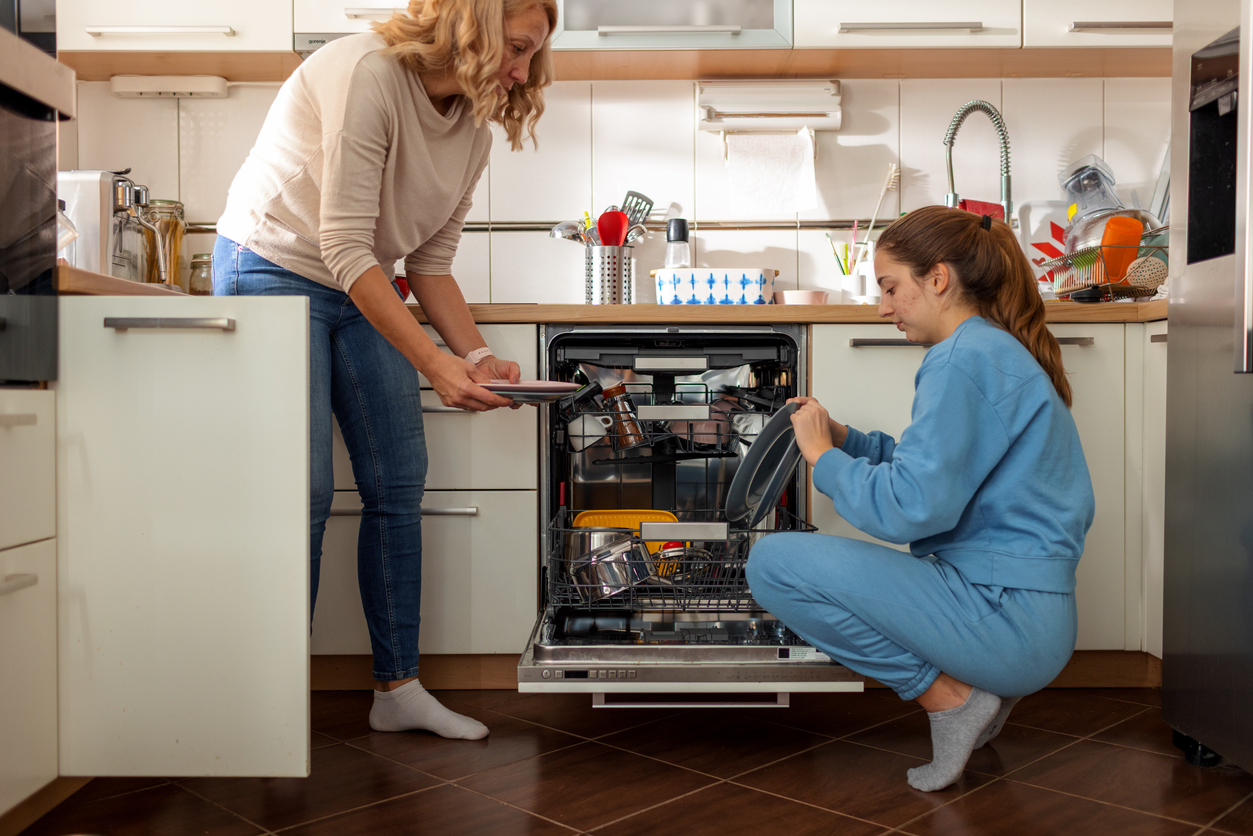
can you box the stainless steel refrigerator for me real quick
[1163,0,1253,772]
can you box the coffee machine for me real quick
[56,169,162,282]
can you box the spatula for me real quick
[597,209,629,248]
[620,191,654,227]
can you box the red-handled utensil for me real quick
[597,210,629,248]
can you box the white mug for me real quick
[568,413,614,452]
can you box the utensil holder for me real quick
[585,245,633,305]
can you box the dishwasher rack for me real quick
[547,506,815,611]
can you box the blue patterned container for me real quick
[653,269,776,305]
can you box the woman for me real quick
[747,206,1095,791]
[213,0,558,740]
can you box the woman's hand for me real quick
[470,356,525,409]
[425,351,513,412]
[788,396,839,467]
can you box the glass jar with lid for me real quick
[141,199,187,290]
[189,253,214,296]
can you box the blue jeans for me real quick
[213,236,426,681]
[746,533,1077,700]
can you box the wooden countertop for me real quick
[55,265,183,296]
[417,299,1168,325]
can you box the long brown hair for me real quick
[374,0,558,151]
[876,205,1073,407]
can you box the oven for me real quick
[517,323,862,706]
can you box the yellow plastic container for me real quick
[572,509,677,554]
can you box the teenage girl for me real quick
[747,205,1095,791]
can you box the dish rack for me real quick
[546,507,815,611]
[1040,226,1169,301]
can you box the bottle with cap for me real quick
[664,218,691,269]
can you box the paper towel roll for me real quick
[725,128,817,215]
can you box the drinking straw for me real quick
[824,231,846,275]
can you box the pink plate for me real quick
[484,380,582,394]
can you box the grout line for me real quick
[450,783,583,833]
[890,775,1008,834]
[581,779,730,833]
[267,786,444,833]
[1198,787,1253,833]
[173,781,282,835]
[995,777,1230,831]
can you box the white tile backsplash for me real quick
[1003,78,1104,206]
[1104,78,1172,216]
[900,79,1003,213]
[490,81,591,222]
[592,81,696,224]
[74,81,179,203]
[66,73,1170,305]
[179,85,280,225]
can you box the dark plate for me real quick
[725,401,802,528]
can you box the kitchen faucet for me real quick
[943,100,1012,221]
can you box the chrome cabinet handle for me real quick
[598,25,742,35]
[0,574,38,598]
[1069,21,1173,31]
[86,25,236,36]
[839,21,984,33]
[848,338,926,347]
[0,413,37,428]
[343,7,405,17]
[1056,337,1095,346]
[329,507,479,517]
[104,317,236,332]
[1151,333,1168,344]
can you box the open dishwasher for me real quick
[517,324,862,706]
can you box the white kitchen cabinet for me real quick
[0,539,58,817]
[56,0,293,52]
[0,389,55,552]
[810,323,1130,650]
[310,489,538,655]
[333,324,538,491]
[1023,0,1172,48]
[294,0,403,36]
[794,0,1022,49]
[552,0,791,50]
[54,296,310,777]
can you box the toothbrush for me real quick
[852,163,900,272]
[824,232,846,275]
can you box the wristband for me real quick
[464,347,494,365]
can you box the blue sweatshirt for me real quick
[812,316,1095,593]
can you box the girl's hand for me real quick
[788,396,837,467]
[425,351,513,412]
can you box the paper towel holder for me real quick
[698,79,842,161]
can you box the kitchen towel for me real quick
[725,128,817,215]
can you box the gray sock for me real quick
[974,695,1021,749]
[907,687,1001,792]
[368,679,489,739]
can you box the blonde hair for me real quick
[877,206,1073,407]
[374,0,557,151]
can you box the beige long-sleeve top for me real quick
[217,32,491,293]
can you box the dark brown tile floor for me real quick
[21,687,1253,836]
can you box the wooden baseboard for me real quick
[312,650,1163,691]
[0,777,91,836]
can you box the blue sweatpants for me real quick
[746,533,1077,701]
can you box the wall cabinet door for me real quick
[54,296,309,777]
[552,0,791,50]
[294,0,404,35]
[1023,0,1172,47]
[794,0,1022,49]
[57,0,292,52]
[0,390,55,552]
[811,323,1130,650]
[311,489,538,655]
[0,539,58,817]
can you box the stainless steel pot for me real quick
[569,538,667,603]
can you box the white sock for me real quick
[368,680,489,739]
[907,687,1001,792]
[974,695,1021,749]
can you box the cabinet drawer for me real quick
[311,490,538,655]
[295,0,404,34]
[333,325,538,491]
[794,0,1021,48]
[57,0,293,52]
[0,390,55,552]
[0,539,58,817]
[1023,0,1172,47]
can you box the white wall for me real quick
[66,76,1171,304]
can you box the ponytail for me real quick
[877,206,1073,407]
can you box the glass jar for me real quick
[601,383,646,451]
[189,254,214,296]
[141,199,187,290]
